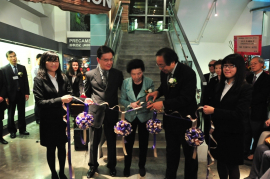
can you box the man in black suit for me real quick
[1,51,30,138]
[147,48,198,179]
[85,46,123,178]
[0,69,8,144]
[204,59,217,84]
[245,57,270,160]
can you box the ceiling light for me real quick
[215,0,218,17]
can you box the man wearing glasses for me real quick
[204,59,217,84]
[1,51,30,139]
[146,48,198,179]
[84,46,123,178]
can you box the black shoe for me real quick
[0,138,8,144]
[10,133,16,138]
[87,167,97,178]
[139,168,146,177]
[109,168,117,177]
[123,168,130,177]
[20,131,30,135]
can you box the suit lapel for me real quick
[126,78,136,101]
[45,74,58,95]
[136,77,146,100]
[254,72,265,87]
[93,68,104,89]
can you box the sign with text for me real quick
[68,38,90,50]
[23,0,111,14]
[234,35,262,56]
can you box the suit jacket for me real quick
[120,76,154,123]
[66,72,83,97]
[84,67,123,128]
[204,73,210,84]
[203,76,220,105]
[157,62,197,130]
[246,72,270,122]
[210,82,252,165]
[33,73,72,146]
[0,70,7,120]
[1,64,30,102]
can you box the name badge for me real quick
[13,76,19,80]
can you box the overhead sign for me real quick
[22,0,111,14]
[67,38,90,50]
[234,35,262,55]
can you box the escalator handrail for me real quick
[168,2,206,84]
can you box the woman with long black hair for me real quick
[33,51,73,179]
[66,59,83,97]
[203,53,252,179]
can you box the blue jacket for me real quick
[120,76,154,123]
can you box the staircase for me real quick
[102,31,171,157]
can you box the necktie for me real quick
[252,75,257,85]
[14,66,20,91]
[102,71,108,87]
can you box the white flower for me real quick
[148,89,152,93]
[169,78,174,83]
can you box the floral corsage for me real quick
[18,72,23,77]
[145,88,152,94]
[168,78,177,87]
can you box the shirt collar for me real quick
[9,63,17,68]
[225,80,234,85]
[171,62,178,75]
[47,73,57,79]
[254,70,263,78]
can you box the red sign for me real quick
[234,35,262,56]
[23,0,111,14]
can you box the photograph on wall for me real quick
[70,12,90,31]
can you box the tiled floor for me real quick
[0,122,252,179]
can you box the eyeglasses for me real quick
[156,63,166,69]
[208,64,215,67]
[223,64,235,69]
[250,62,258,66]
[47,60,59,63]
[101,58,114,63]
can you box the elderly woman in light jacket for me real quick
[120,59,154,177]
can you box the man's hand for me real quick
[130,101,140,109]
[265,119,270,127]
[25,95,29,101]
[61,95,73,103]
[5,98,9,105]
[84,98,94,105]
[147,101,163,111]
[146,91,159,102]
[0,97,3,103]
[203,105,215,115]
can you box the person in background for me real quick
[33,51,73,179]
[31,54,42,124]
[204,59,217,84]
[203,54,252,179]
[1,51,30,139]
[66,59,83,97]
[120,59,154,177]
[0,69,7,144]
[244,57,270,161]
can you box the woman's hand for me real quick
[61,95,73,103]
[265,119,270,127]
[85,98,94,105]
[203,105,215,115]
[130,101,140,109]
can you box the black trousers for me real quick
[34,103,40,123]
[124,118,149,169]
[0,120,3,138]
[7,91,26,133]
[164,116,198,179]
[88,111,117,169]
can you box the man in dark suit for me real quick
[204,59,217,85]
[0,69,8,144]
[245,57,270,160]
[147,48,198,179]
[1,51,30,139]
[85,46,123,178]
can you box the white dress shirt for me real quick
[220,80,234,101]
[48,73,58,92]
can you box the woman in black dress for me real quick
[66,59,83,97]
[203,54,252,179]
[33,51,73,179]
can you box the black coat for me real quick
[210,82,252,165]
[204,73,210,85]
[1,64,30,102]
[66,72,83,97]
[84,67,123,128]
[33,73,72,147]
[246,72,270,122]
[0,70,7,120]
[157,62,198,130]
[203,76,220,105]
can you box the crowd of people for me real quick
[0,46,270,179]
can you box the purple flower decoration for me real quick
[146,119,162,134]
[185,128,205,147]
[76,112,94,130]
[114,120,133,136]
